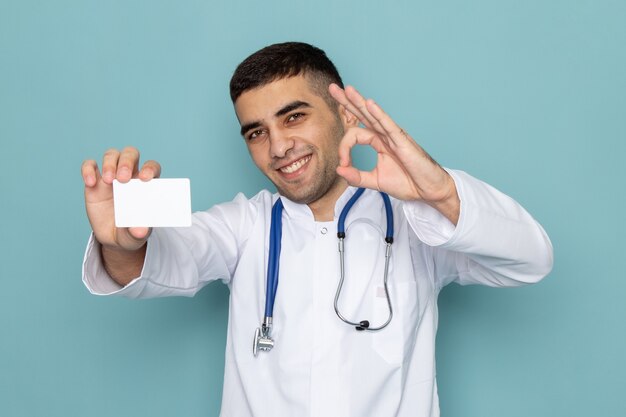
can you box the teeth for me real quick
[280,156,311,174]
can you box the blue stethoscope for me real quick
[253,188,395,356]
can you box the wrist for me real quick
[425,173,460,225]
[101,243,147,286]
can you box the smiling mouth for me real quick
[278,155,312,174]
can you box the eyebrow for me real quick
[240,100,312,136]
[275,100,311,117]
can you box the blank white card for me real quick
[113,178,191,227]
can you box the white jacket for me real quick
[83,169,553,417]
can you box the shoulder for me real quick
[195,189,276,227]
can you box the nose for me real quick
[269,130,295,159]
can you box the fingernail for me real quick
[119,167,131,178]
[138,171,151,181]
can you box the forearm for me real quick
[406,169,553,288]
[101,243,147,286]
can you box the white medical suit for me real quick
[82,169,553,417]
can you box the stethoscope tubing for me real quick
[334,190,394,331]
[264,198,283,318]
[258,187,395,356]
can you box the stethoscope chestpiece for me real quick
[355,320,370,331]
[253,322,274,357]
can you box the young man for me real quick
[81,42,553,416]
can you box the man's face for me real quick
[234,75,350,205]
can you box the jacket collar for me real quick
[277,186,360,221]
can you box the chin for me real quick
[277,189,314,204]
[271,171,340,204]
[275,182,321,204]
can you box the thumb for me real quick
[337,165,383,191]
[337,166,381,191]
[128,227,151,241]
[336,165,361,187]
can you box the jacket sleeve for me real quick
[402,169,553,291]
[81,192,258,298]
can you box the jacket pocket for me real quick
[371,280,419,365]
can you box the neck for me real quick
[308,178,348,221]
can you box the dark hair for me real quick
[229,42,344,107]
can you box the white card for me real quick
[113,178,192,227]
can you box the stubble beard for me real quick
[273,145,341,205]
[273,118,344,205]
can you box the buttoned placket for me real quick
[309,219,349,416]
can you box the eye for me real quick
[247,129,266,141]
[287,112,305,123]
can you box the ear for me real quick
[338,104,359,128]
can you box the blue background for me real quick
[1,0,624,416]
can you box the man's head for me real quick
[230,42,344,110]
[230,42,357,212]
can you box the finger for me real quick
[116,146,140,183]
[365,99,411,147]
[81,159,101,188]
[344,86,387,134]
[138,160,162,181]
[329,84,374,130]
[336,165,380,191]
[101,149,120,184]
[337,127,391,167]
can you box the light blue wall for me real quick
[1,1,624,416]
